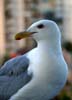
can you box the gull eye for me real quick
[37,24,44,29]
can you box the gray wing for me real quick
[0,55,32,100]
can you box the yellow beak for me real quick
[15,31,35,40]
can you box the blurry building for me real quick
[0,0,39,57]
[0,0,72,57]
[4,0,40,53]
[4,0,29,53]
[0,0,5,57]
[63,0,72,42]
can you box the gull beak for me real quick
[15,31,36,40]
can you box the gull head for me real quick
[15,20,61,42]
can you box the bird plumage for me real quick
[0,55,32,100]
[0,20,68,100]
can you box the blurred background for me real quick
[0,0,72,99]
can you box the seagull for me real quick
[0,20,68,100]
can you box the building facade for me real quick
[63,0,72,42]
[0,0,5,57]
[0,0,72,57]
